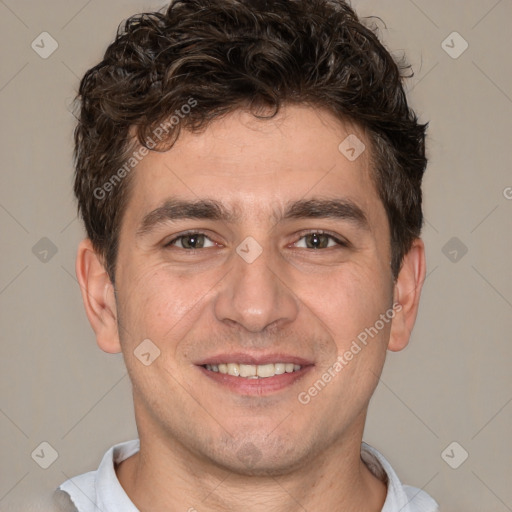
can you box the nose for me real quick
[213,240,299,334]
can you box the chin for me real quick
[206,434,313,477]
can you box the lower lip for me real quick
[198,365,313,395]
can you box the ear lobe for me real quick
[387,238,426,352]
[75,238,121,354]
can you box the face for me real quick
[110,105,398,475]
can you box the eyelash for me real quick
[164,230,349,250]
[164,231,217,249]
[295,231,349,249]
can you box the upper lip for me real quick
[196,353,314,366]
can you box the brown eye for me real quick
[294,232,346,249]
[306,233,329,249]
[166,233,215,249]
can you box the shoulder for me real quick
[361,442,440,512]
[56,469,97,512]
[1,489,78,512]
[55,439,140,512]
[403,485,440,512]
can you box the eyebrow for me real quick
[284,198,368,228]
[137,199,239,238]
[136,197,369,238]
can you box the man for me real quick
[57,0,439,510]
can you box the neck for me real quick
[116,420,386,512]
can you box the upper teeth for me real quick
[205,363,301,378]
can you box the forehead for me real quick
[122,105,384,229]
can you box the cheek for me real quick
[293,265,394,432]
[306,262,393,355]
[114,268,200,400]
[115,262,220,352]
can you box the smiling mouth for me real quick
[203,362,302,379]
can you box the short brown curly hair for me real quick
[73,0,427,282]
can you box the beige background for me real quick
[1,1,511,511]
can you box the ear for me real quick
[75,238,121,354]
[387,238,426,352]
